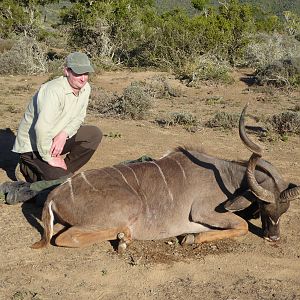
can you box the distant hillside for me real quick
[155,0,300,16]
[42,0,300,28]
[240,0,300,16]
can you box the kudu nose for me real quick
[264,235,280,242]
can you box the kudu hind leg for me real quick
[55,226,132,248]
[184,212,248,244]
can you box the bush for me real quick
[145,75,182,98]
[120,82,152,119]
[88,82,152,120]
[61,1,158,68]
[254,57,300,87]
[155,111,199,132]
[88,87,119,116]
[0,0,39,38]
[0,36,48,75]
[178,56,234,86]
[205,111,240,129]
[243,33,300,69]
[265,111,300,135]
[60,0,256,70]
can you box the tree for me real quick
[191,0,211,12]
[0,0,59,38]
[217,0,255,64]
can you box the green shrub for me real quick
[155,111,199,132]
[243,33,300,69]
[254,57,300,87]
[178,56,234,86]
[205,111,240,129]
[265,111,300,135]
[0,36,48,75]
[88,87,119,116]
[170,112,198,126]
[89,82,152,120]
[120,82,152,119]
[60,0,257,70]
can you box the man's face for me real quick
[65,68,89,93]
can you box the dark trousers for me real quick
[19,125,102,182]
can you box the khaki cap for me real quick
[66,52,94,74]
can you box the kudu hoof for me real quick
[117,232,127,253]
[181,234,195,245]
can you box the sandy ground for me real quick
[0,70,299,300]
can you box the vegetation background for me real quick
[0,0,299,85]
[2,0,298,134]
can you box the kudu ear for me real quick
[224,190,255,211]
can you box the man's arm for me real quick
[48,130,68,170]
[50,130,68,157]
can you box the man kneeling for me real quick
[1,52,102,205]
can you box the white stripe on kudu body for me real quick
[150,161,174,202]
[168,157,187,180]
[67,178,75,202]
[121,164,151,215]
[80,172,99,191]
[110,166,139,196]
[122,164,140,186]
[48,200,54,238]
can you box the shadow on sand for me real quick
[0,128,44,238]
[22,201,43,239]
[0,128,19,181]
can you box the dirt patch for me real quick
[0,69,299,300]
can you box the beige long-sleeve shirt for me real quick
[13,76,91,162]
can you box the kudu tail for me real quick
[31,200,54,249]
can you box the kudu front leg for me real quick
[182,210,248,245]
[194,220,248,243]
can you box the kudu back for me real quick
[32,105,300,250]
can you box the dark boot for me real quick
[1,176,69,206]
[1,181,39,205]
[0,181,31,195]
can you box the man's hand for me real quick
[48,156,67,170]
[50,130,68,157]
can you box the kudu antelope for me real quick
[32,105,300,250]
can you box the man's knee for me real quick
[77,125,102,150]
[89,126,103,146]
[19,160,40,183]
